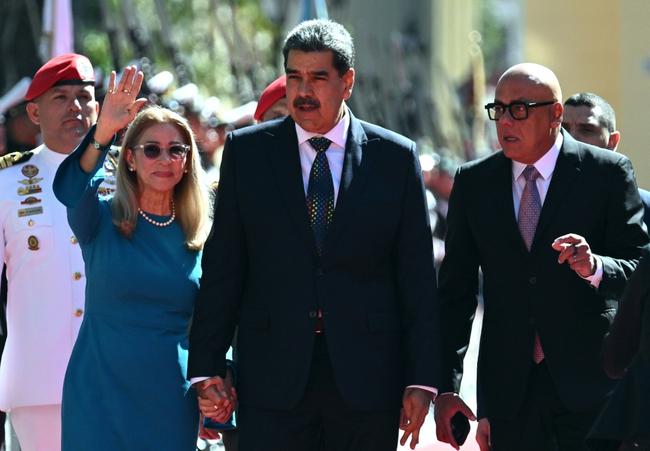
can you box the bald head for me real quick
[498,63,562,103]
[492,63,564,164]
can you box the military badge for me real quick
[21,164,39,178]
[98,186,116,196]
[18,177,43,185]
[18,206,43,217]
[27,235,40,251]
[20,196,42,205]
[17,185,42,196]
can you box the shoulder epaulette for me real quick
[0,151,34,170]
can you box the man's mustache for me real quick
[293,97,320,108]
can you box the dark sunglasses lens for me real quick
[169,145,188,159]
[142,144,162,159]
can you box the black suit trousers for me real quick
[238,336,400,451]
[490,362,601,451]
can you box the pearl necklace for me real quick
[138,200,176,227]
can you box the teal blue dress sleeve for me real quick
[53,125,114,244]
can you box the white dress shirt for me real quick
[295,110,349,205]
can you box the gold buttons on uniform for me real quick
[27,235,39,251]
[73,272,82,281]
[28,219,35,227]
[70,236,78,244]
[74,309,84,317]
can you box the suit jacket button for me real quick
[316,268,324,276]
[308,310,318,318]
[529,276,537,285]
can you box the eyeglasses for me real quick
[484,100,556,121]
[132,143,190,160]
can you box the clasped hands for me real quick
[195,370,237,423]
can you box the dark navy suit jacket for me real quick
[189,112,440,411]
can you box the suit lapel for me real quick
[533,131,582,249]
[265,118,317,255]
[322,114,371,256]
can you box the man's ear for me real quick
[550,102,563,128]
[25,102,40,126]
[342,68,355,100]
[607,131,621,151]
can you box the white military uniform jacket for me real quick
[0,144,115,411]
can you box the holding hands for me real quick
[195,371,237,424]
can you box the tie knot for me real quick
[522,165,540,182]
[309,137,332,153]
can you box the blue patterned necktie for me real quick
[518,165,545,363]
[306,137,335,255]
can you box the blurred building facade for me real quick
[525,0,650,187]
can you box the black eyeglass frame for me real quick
[484,100,556,121]
[132,143,190,160]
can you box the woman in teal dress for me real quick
[53,67,219,450]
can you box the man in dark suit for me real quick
[563,92,650,225]
[188,19,440,451]
[433,63,649,451]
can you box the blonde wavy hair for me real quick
[111,105,213,250]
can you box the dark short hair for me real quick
[564,92,617,132]
[282,19,355,76]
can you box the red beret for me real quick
[254,75,286,122]
[25,53,95,101]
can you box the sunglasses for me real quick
[132,143,190,160]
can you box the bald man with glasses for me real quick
[434,63,648,451]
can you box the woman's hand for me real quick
[94,66,147,144]
[195,372,237,423]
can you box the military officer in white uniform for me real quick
[0,53,115,451]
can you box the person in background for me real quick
[0,53,108,451]
[563,92,650,224]
[253,75,289,123]
[587,249,650,451]
[53,66,217,450]
[434,63,648,451]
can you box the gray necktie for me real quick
[518,165,545,363]
[518,166,541,250]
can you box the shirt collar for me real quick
[512,132,563,181]
[39,143,70,165]
[295,107,350,149]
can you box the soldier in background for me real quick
[0,53,114,451]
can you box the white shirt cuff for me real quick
[407,385,438,401]
[190,377,210,386]
[583,255,603,287]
